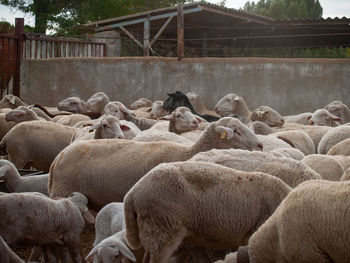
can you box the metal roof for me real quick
[79,1,350,53]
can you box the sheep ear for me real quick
[86,246,99,260]
[87,97,102,104]
[255,110,264,118]
[195,117,203,123]
[328,114,343,122]
[215,126,234,139]
[116,102,134,115]
[158,114,173,120]
[83,210,95,224]
[120,124,130,131]
[116,240,136,262]
[146,107,152,113]
[88,122,102,131]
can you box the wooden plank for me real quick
[120,26,143,49]
[177,3,184,60]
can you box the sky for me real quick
[0,0,349,27]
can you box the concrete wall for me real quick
[21,57,350,115]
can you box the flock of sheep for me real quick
[0,90,349,263]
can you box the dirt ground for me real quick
[14,223,96,263]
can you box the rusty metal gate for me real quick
[0,34,20,98]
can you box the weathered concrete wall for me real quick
[21,57,350,115]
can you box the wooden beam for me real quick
[95,7,202,32]
[177,3,184,60]
[119,26,143,49]
[143,18,150,56]
[14,18,24,98]
[150,16,173,46]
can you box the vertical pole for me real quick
[177,3,184,60]
[202,32,207,57]
[143,18,150,56]
[14,18,24,97]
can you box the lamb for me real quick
[128,98,153,110]
[189,149,320,187]
[0,159,49,195]
[49,117,263,208]
[327,137,350,156]
[228,180,350,263]
[163,91,219,122]
[124,161,291,263]
[317,125,350,154]
[324,100,350,123]
[0,236,25,263]
[302,154,345,181]
[308,108,342,126]
[0,120,76,172]
[0,192,94,263]
[0,94,27,109]
[86,202,139,263]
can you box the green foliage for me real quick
[1,0,191,34]
[241,0,323,19]
[0,20,14,33]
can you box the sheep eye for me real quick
[176,114,181,118]
[103,124,107,128]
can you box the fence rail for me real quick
[22,36,106,59]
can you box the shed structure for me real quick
[58,2,350,58]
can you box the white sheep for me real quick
[189,149,320,187]
[0,159,49,195]
[250,106,284,127]
[148,100,169,119]
[256,134,293,152]
[133,129,192,144]
[128,98,153,110]
[0,95,27,109]
[317,125,350,154]
[308,108,342,126]
[324,100,350,123]
[85,91,110,114]
[340,167,350,181]
[0,236,25,263]
[283,112,313,125]
[123,112,158,130]
[302,154,345,181]
[228,180,350,263]
[104,101,134,120]
[327,137,350,156]
[71,116,133,143]
[214,93,251,120]
[54,113,92,126]
[49,117,263,208]
[268,147,305,160]
[124,161,291,263]
[5,106,45,122]
[57,96,89,114]
[0,192,94,263]
[0,120,76,172]
[186,91,218,117]
[248,121,274,135]
[270,130,316,155]
[0,113,17,141]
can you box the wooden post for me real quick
[13,18,24,97]
[143,18,150,56]
[177,3,184,60]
